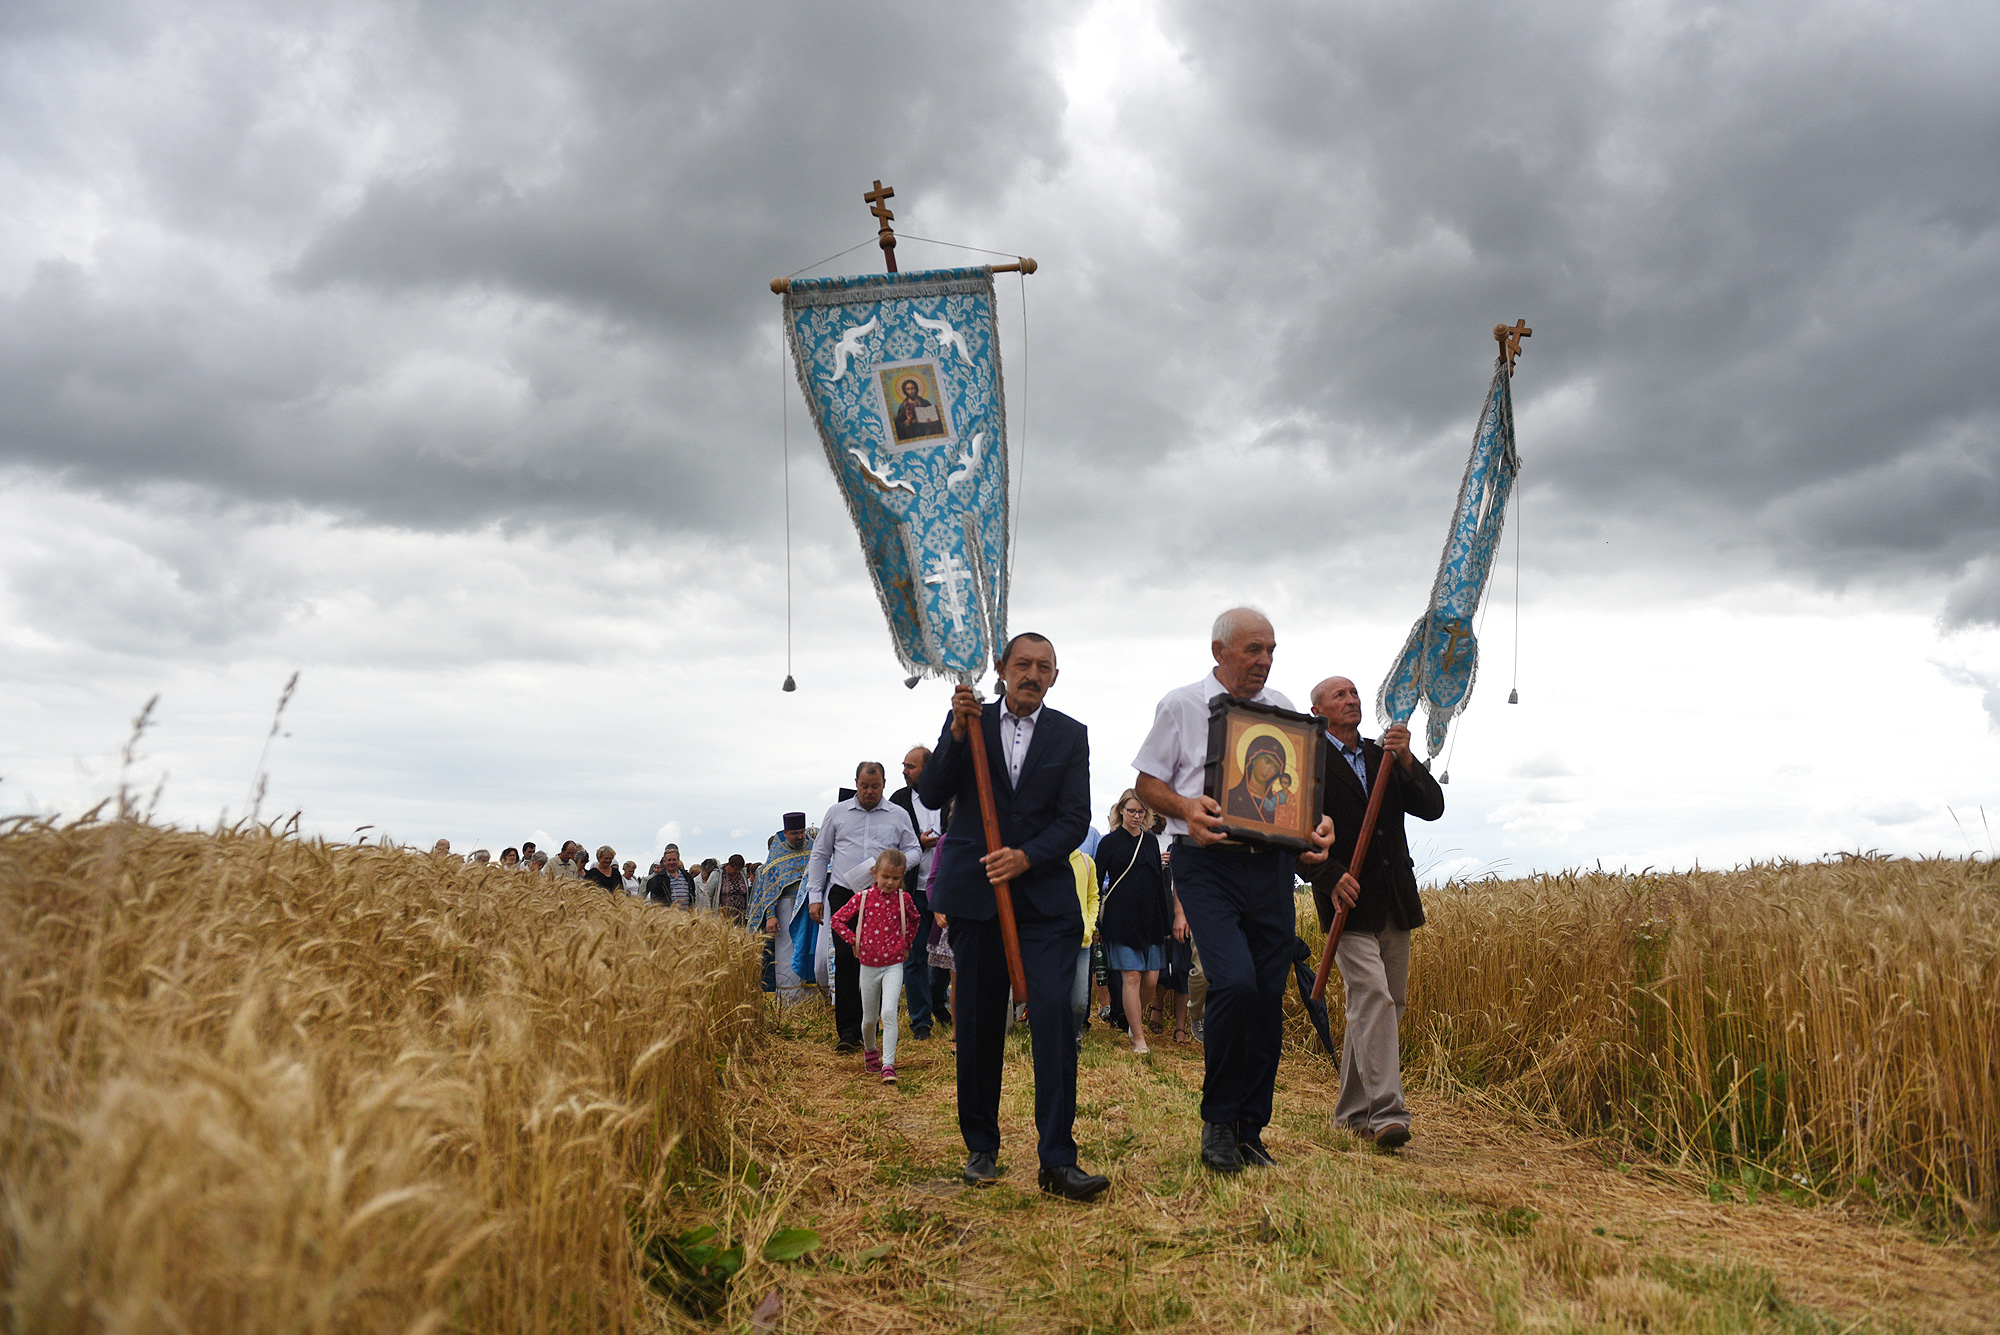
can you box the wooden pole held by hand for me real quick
[962,709,1030,1000]
[1310,748,1399,1002]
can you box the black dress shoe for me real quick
[1236,1128,1277,1168]
[1038,1164,1110,1201]
[912,1026,932,1040]
[962,1152,1001,1186]
[1200,1121,1242,1174]
[835,1040,862,1055]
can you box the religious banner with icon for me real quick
[1377,325,1528,759]
[1202,696,1326,852]
[781,265,1009,681]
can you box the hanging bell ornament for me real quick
[1508,688,1519,704]
[904,675,921,689]
[782,676,796,692]
[1439,771,1450,784]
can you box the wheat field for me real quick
[1297,855,2000,1229]
[6,818,1996,1334]
[0,816,763,1334]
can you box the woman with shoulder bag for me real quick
[1094,789,1168,1056]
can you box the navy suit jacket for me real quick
[917,701,1090,924]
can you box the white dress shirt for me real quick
[1133,670,1296,837]
[905,791,942,873]
[805,795,923,904]
[998,701,1043,787]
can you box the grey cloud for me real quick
[0,0,1066,535]
[1943,560,2000,629]
[2,0,1997,629]
[1134,0,2000,593]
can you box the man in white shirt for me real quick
[807,762,923,1053]
[1134,607,1338,1174]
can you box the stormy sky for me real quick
[4,0,1997,875]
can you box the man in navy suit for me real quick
[919,632,1110,1202]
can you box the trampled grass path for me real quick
[694,997,2000,1334]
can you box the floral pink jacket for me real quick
[830,885,922,968]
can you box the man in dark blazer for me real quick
[1304,675,1446,1151]
[918,631,1109,1202]
[889,744,948,1037]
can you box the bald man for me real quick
[1304,675,1445,1151]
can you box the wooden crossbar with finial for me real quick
[864,179,898,273]
[1494,319,1532,372]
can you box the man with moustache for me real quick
[919,632,1108,1201]
[1304,675,1445,1151]
[1134,607,1337,1173]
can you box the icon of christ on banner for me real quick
[875,359,955,449]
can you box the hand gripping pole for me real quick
[960,684,1030,1000]
[1309,753,1398,1002]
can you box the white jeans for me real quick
[859,962,905,1066]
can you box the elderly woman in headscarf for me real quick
[715,853,751,925]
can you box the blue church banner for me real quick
[783,267,1009,682]
[1378,352,1521,758]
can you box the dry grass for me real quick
[699,997,2000,1333]
[1300,855,2000,1230]
[0,816,763,1334]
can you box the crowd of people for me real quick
[429,837,763,921]
[423,605,1445,1202]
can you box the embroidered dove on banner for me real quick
[825,317,878,382]
[913,313,970,364]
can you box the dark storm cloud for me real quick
[0,0,1066,533]
[2,0,1996,625]
[1129,0,2000,615]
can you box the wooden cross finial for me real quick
[864,179,899,273]
[1494,319,1532,372]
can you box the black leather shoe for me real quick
[835,1040,861,1055]
[1038,1164,1110,1201]
[1236,1127,1277,1168]
[912,1027,931,1040]
[962,1152,1001,1187]
[1374,1123,1411,1151]
[1200,1121,1242,1174]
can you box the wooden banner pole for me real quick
[963,711,1030,1000]
[1309,753,1398,1002]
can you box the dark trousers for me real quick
[903,884,935,1031]
[760,931,777,993]
[1171,841,1295,1131]
[932,965,954,1022]
[949,905,1080,1170]
[828,886,862,1047]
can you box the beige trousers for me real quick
[1334,926,1411,1132]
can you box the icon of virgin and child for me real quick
[1225,730,1297,826]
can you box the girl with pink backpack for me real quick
[830,848,924,1084]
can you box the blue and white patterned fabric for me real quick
[783,267,1010,682]
[1378,354,1521,757]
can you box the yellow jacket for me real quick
[1068,850,1099,947]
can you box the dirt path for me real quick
[699,1002,1999,1333]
